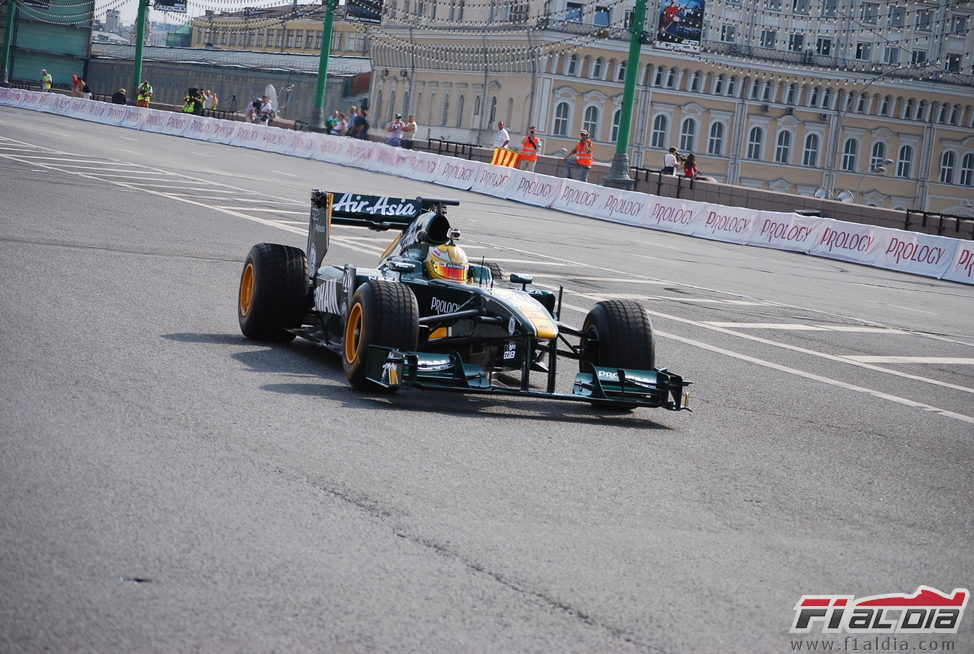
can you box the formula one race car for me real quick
[236,190,690,411]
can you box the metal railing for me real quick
[905,210,974,240]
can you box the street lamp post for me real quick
[309,0,338,129]
[603,0,648,190]
[2,1,16,87]
[854,158,894,202]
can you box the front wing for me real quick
[365,346,691,411]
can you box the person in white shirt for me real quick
[662,146,681,174]
[493,121,510,149]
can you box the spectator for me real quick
[203,89,219,110]
[324,109,339,134]
[682,153,699,178]
[349,109,369,139]
[244,97,262,122]
[334,112,348,135]
[563,129,594,182]
[493,121,510,149]
[519,126,541,172]
[111,88,127,104]
[182,87,204,115]
[135,81,153,108]
[258,95,277,125]
[71,74,83,97]
[80,79,91,99]
[386,113,404,147]
[662,146,680,174]
[401,114,418,149]
[39,69,53,92]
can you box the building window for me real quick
[946,54,961,74]
[583,106,599,140]
[916,10,931,31]
[761,30,776,49]
[666,67,676,88]
[727,76,737,96]
[617,61,626,82]
[793,0,809,13]
[680,118,696,152]
[775,131,791,164]
[897,145,913,178]
[904,99,915,120]
[721,25,737,43]
[889,6,905,27]
[714,74,724,95]
[567,54,578,76]
[884,46,900,65]
[455,95,464,127]
[802,133,819,167]
[952,15,968,34]
[788,34,804,52]
[855,43,872,61]
[592,58,604,79]
[940,151,956,184]
[690,71,701,92]
[821,88,832,109]
[442,94,450,125]
[767,0,781,9]
[860,2,878,23]
[651,115,667,149]
[746,127,763,160]
[708,122,724,156]
[594,6,610,26]
[960,154,974,186]
[879,96,890,116]
[611,109,621,143]
[566,2,582,22]
[841,138,858,172]
[816,37,832,56]
[809,87,819,107]
[750,80,761,100]
[870,142,887,169]
[316,30,323,49]
[553,102,570,136]
[786,84,797,104]
[821,0,837,17]
[305,31,314,48]
[489,96,497,123]
[912,50,927,65]
[256,30,264,46]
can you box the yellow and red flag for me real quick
[490,147,520,167]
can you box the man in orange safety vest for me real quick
[519,126,541,172]
[564,129,594,182]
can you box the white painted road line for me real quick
[703,322,905,333]
[842,357,974,364]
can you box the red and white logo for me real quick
[791,586,968,634]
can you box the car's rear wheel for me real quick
[580,299,655,410]
[238,243,307,342]
[343,280,420,391]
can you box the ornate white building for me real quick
[369,0,974,214]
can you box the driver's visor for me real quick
[432,262,467,282]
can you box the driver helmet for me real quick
[426,244,469,283]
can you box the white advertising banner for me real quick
[121,106,149,130]
[161,112,195,137]
[370,143,413,176]
[749,211,827,252]
[311,133,350,163]
[590,186,651,227]
[207,119,239,145]
[259,126,293,154]
[103,103,130,126]
[503,169,562,208]
[408,151,442,182]
[638,196,702,236]
[432,156,482,190]
[345,138,380,169]
[941,242,974,285]
[806,219,881,265]
[182,115,216,141]
[470,163,516,196]
[230,122,266,149]
[549,179,610,217]
[692,202,760,244]
[139,108,170,133]
[284,131,318,159]
[869,228,958,279]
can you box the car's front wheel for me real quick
[579,299,655,410]
[343,280,420,391]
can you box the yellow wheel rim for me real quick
[344,303,363,364]
[239,262,255,316]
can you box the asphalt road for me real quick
[1,105,972,654]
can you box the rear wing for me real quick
[307,190,459,279]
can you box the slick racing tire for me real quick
[579,300,655,410]
[343,280,420,391]
[238,243,308,342]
